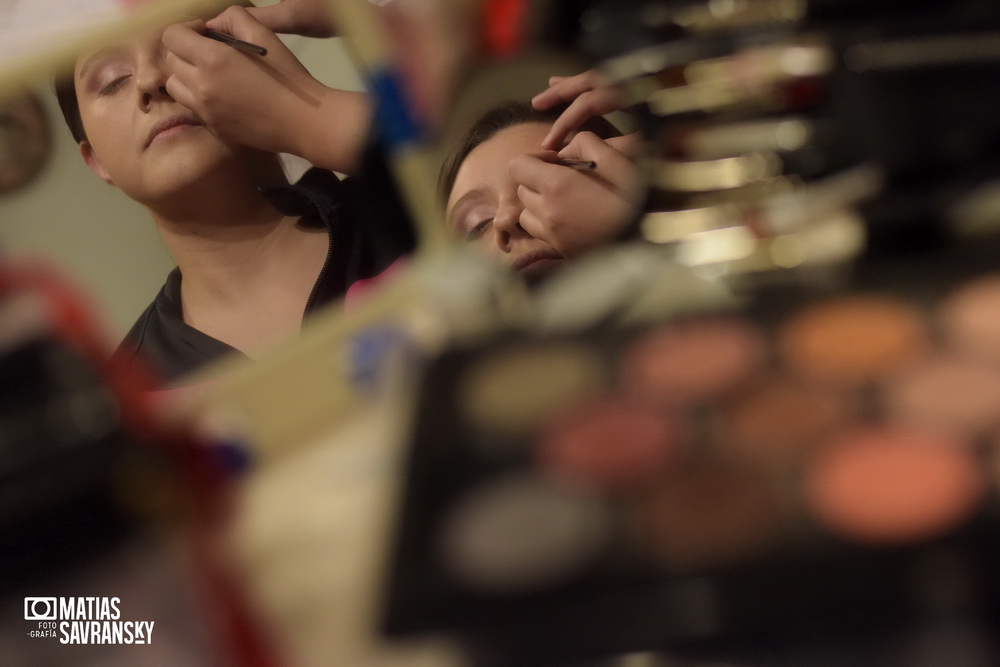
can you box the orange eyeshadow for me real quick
[537,397,680,490]
[620,317,766,405]
[722,377,853,465]
[805,426,984,544]
[779,295,928,385]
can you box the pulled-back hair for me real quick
[439,101,621,199]
[54,71,86,144]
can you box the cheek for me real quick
[470,234,505,261]
[81,111,133,170]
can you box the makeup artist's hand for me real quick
[162,6,370,174]
[245,0,337,38]
[509,132,642,258]
[532,70,626,151]
[252,0,476,127]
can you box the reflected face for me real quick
[73,30,233,206]
[447,122,566,279]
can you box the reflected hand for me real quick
[531,70,624,151]
[162,7,369,173]
[509,131,642,258]
[246,0,337,38]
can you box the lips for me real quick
[145,114,204,148]
[512,248,565,275]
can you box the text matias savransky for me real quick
[24,596,154,645]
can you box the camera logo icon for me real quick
[24,598,57,621]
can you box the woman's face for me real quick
[446,122,566,279]
[73,29,237,206]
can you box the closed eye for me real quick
[100,75,130,96]
[467,219,492,241]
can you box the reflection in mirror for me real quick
[11,1,1000,666]
[0,1,376,385]
[436,50,645,283]
[1,0,654,387]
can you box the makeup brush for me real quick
[204,29,267,56]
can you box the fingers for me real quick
[162,60,197,111]
[161,20,211,66]
[245,0,336,38]
[516,183,545,217]
[205,5,270,43]
[531,70,596,111]
[532,69,624,150]
[162,50,225,129]
[508,151,561,193]
[558,131,641,196]
[244,2,297,33]
[541,87,621,150]
[517,206,555,246]
[605,132,643,158]
[558,131,620,163]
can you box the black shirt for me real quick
[114,166,412,384]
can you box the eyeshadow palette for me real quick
[379,246,1000,665]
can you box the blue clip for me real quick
[369,69,422,150]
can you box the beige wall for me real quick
[0,35,364,339]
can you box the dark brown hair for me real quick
[439,100,621,199]
[54,71,86,144]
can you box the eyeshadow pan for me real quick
[436,474,612,594]
[886,355,1000,434]
[629,464,785,570]
[723,377,853,465]
[805,426,984,544]
[620,317,766,405]
[537,396,681,490]
[940,274,1000,364]
[779,295,928,385]
[459,343,605,436]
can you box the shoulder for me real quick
[113,293,165,379]
[113,269,239,384]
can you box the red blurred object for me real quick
[0,257,281,666]
[483,0,528,58]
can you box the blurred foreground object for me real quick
[0,91,50,195]
[0,257,275,665]
[0,0,226,97]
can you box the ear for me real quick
[79,141,114,185]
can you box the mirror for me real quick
[0,0,640,369]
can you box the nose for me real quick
[135,43,172,110]
[492,197,527,253]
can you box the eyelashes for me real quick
[99,75,130,96]
[462,203,497,241]
[467,219,493,241]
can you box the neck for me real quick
[148,159,330,356]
